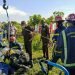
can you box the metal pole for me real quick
[2,0,10,48]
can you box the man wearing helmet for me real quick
[48,15,65,70]
[52,15,65,58]
[52,15,65,42]
[49,13,75,75]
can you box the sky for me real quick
[0,0,75,22]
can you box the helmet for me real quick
[55,16,62,21]
[10,36,16,42]
[66,13,75,21]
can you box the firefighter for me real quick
[41,19,50,59]
[21,21,34,68]
[48,16,65,70]
[52,16,66,62]
[52,16,65,42]
[49,13,75,75]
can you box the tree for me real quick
[28,14,42,26]
[46,16,54,25]
[53,11,64,17]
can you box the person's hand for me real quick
[30,32,33,35]
[48,41,53,48]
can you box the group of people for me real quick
[20,13,75,75]
[50,13,75,75]
[0,13,75,75]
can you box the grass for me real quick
[25,50,64,75]
[2,33,65,75]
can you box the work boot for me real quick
[29,60,33,68]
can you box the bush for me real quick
[32,33,42,51]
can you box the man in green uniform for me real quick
[41,20,50,59]
[21,21,34,67]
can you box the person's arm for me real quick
[46,26,50,38]
[49,32,63,70]
[55,33,63,57]
[22,28,25,35]
[29,26,35,41]
[14,42,22,51]
[52,30,57,42]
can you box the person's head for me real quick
[40,19,45,28]
[21,21,26,28]
[10,36,16,42]
[55,16,64,27]
[66,13,75,25]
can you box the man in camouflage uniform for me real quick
[41,20,50,59]
[21,21,34,67]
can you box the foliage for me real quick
[0,14,66,74]
[28,14,42,26]
[25,50,64,75]
[53,11,64,17]
[32,33,42,51]
[11,21,22,34]
[46,16,54,25]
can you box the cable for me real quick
[2,0,11,48]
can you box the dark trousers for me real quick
[42,42,49,59]
[51,55,59,63]
[66,67,75,75]
[24,41,32,61]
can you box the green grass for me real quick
[16,33,65,75]
[25,50,64,75]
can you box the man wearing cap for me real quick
[49,14,75,75]
[21,21,34,68]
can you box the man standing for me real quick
[52,16,65,42]
[41,20,50,59]
[49,14,75,75]
[21,21,34,67]
[52,16,66,62]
